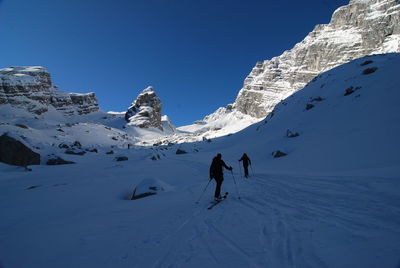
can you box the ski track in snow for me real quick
[126,156,400,268]
[1,155,400,268]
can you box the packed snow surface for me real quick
[1,54,400,267]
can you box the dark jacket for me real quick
[210,156,231,179]
[239,154,251,167]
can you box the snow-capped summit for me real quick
[0,66,99,116]
[142,86,154,94]
[125,86,163,130]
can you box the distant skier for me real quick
[209,153,232,201]
[239,153,251,178]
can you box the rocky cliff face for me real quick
[233,0,400,118]
[125,86,163,130]
[0,66,99,115]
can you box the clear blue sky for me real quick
[0,0,348,126]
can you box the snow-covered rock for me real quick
[125,86,163,130]
[0,66,99,115]
[131,178,172,200]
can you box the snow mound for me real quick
[131,178,173,200]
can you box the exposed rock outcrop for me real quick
[125,86,163,130]
[46,156,75,165]
[115,156,128,161]
[0,66,99,115]
[232,0,400,118]
[0,133,40,166]
[176,149,187,155]
[272,150,287,158]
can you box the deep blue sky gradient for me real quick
[0,0,348,126]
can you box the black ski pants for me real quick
[214,176,224,198]
[243,164,249,178]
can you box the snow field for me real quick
[1,152,399,267]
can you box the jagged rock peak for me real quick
[125,86,163,130]
[0,66,99,115]
[232,0,400,118]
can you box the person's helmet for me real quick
[217,153,222,158]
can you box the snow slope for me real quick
[1,54,400,268]
[221,53,400,173]
[178,106,261,140]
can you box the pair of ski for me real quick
[207,192,228,210]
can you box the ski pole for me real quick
[230,170,241,199]
[196,179,212,204]
[250,165,254,176]
[238,161,243,179]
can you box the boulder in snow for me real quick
[286,129,299,138]
[115,156,128,161]
[176,149,187,155]
[73,141,82,148]
[64,149,86,156]
[362,67,378,75]
[150,154,161,161]
[305,104,314,111]
[0,133,41,166]
[272,150,287,158]
[360,60,373,66]
[310,96,324,102]
[46,156,75,165]
[344,86,355,96]
[344,86,362,96]
[58,143,70,149]
[15,123,29,129]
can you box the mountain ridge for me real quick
[207,0,400,126]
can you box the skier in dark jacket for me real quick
[239,153,251,178]
[209,153,232,200]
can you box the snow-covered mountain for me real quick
[125,86,163,130]
[1,54,399,268]
[0,66,99,116]
[0,67,184,154]
[226,53,400,172]
[198,0,400,135]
